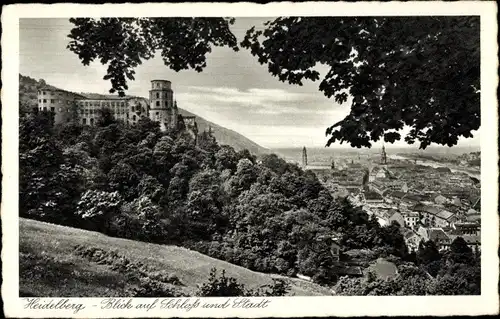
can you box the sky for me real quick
[19,18,480,149]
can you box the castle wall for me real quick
[37,80,197,136]
[37,88,82,123]
[74,99,131,126]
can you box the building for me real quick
[37,86,86,123]
[302,146,308,168]
[434,209,455,228]
[389,211,405,227]
[402,211,420,229]
[403,229,422,252]
[148,79,178,131]
[381,144,387,164]
[418,227,451,251]
[452,222,481,236]
[433,194,448,205]
[37,79,197,135]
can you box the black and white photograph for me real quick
[2,2,499,317]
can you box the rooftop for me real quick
[436,210,454,220]
[448,234,480,244]
[428,228,450,242]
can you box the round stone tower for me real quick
[149,80,175,131]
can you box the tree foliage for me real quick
[241,17,480,149]
[19,104,479,294]
[67,18,238,96]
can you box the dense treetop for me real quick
[67,18,238,96]
[241,17,480,149]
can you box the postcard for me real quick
[1,1,499,317]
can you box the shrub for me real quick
[197,268,292,297]
[258,278,291,296]
[129,278,185,297]
[197,268,248,297]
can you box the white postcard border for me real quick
[2,2,499,317]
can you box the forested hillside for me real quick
[19,108,401,282]
[19,108,480,295]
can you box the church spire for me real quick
[381,143,387,164]
[302,146,308,168]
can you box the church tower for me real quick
[149,80,175,131]
[302,146,308,168]
[381,144,387,165]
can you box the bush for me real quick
[197,268,248,297]
[257,278,291,296]
[197,268,292,297]
[128,278,185,297]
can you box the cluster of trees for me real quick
[335,238,480,295]
[20,109,408,286]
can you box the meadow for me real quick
[19,218,333,297]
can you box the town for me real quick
[304,146,481,256]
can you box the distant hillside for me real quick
[19,74,269,155]
[20,218,332,297]
[178,108,268,155]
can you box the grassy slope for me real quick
[20,218,332,297]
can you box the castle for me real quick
[36,79,198,136]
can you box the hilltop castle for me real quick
[36,79,198,137]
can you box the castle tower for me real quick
[302,146,308,168]
[149,80,175,131]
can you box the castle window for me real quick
[132,115,136,121]
[165,101,168,107]
[50,99,55,103]
[131,106,135,112]
[43,99,47,103]
[85,102,88,106]
[39,99,41,103]
[82,118,87,125]
[42,91,46,95]
[50,107,55,112]
[111,102,115,107]
[90,118,94,125]
[156,101,160,107]
[156,92,160,98]
[156,111,159,115]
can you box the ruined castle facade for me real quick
[36,79,197,136]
